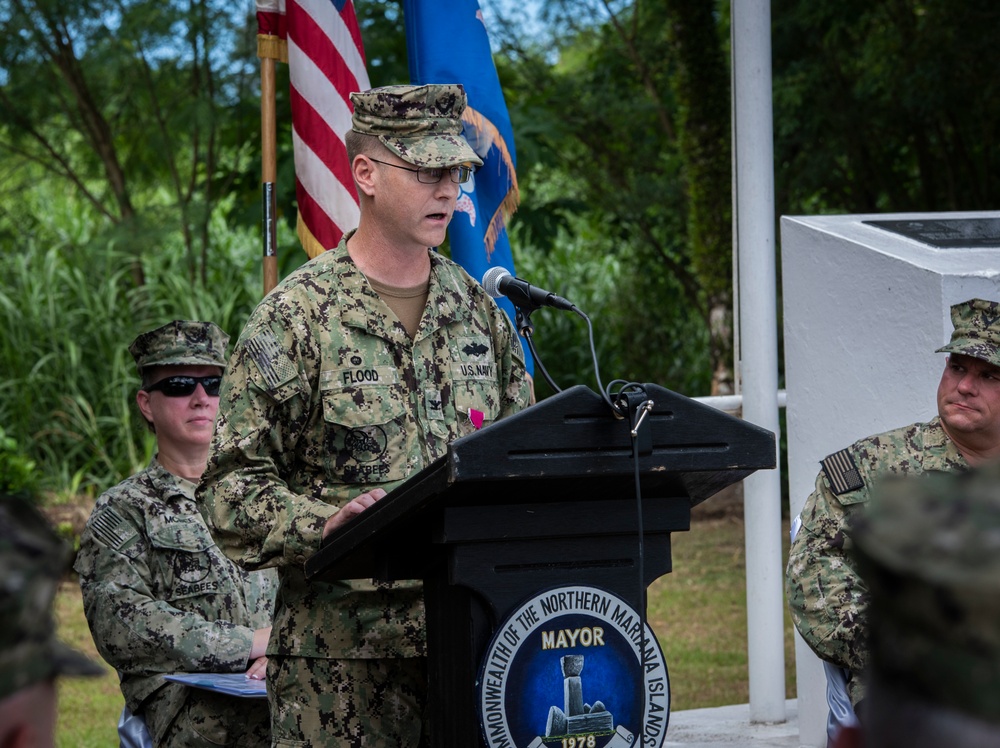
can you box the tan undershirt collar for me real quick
[368,276,429,339]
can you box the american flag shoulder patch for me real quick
[246,331,297,390]
[90,507,138,551]
[821,449,865,495]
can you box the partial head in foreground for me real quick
[0,495,103,745]
[844,466,1000,746]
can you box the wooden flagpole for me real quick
[261,56,279,296]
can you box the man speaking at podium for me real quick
[199,84,530,747]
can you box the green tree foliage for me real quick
[2,0,999,499]
[490,0,723,396]
[664,0,733,394]
[357,0,409,85]
[0,0,276,494]
[0,0,261,283]
[772,0,1000,213]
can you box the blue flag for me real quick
[404,0,533,375]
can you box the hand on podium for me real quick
[322,488,388,538]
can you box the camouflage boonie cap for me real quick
[0,495,104,699]
[936,298,1000,368]
[850,467,1000,724]
[351,84,483,168]
[128,320,229,375]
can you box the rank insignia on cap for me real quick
[821,448,865,495]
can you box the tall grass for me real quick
[0,212,270,499]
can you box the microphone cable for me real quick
[513,285,658,737]
[606,377,655,745]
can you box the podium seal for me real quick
[476,585,669,748]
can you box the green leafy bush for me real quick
[0,425,37,498]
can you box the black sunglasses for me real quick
[144,375,222,397]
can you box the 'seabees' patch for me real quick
[821,449,865,495]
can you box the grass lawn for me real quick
[649,515,796,710]
[53,513,794,743]
[53,581,124,748]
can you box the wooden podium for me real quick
[306,384,775,747]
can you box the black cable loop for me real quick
[514,299,654,742]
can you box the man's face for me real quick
[136,365,222,450]
[369,153,461,250]
[937,354,1000,442]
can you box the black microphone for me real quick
[481,267,576,312]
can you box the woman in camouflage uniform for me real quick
[76,320,277,747]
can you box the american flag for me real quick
[257,0,370,258]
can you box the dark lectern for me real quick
[305,383,775,747]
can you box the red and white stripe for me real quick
[258,0,370,254]
[256,0,286,40]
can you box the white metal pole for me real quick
[731,0,786,724]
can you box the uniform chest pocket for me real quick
[321,385,411,485]
[426,375,501,440]
[147,519,228,600]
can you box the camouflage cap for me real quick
[0,495,104,700]
[350,84,483,168]
[936,298,1000,368]
[850,467,1000,724]
[128,320,229,375]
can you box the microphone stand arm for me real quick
[514,305,562,395]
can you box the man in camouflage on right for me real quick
[831,465,1000,746]
[787,297,1000,719]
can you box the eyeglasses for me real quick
[144,375,222,397]
[368,158,474,184]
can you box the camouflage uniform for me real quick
[787,298,1000,709]
[786,419,968,706]
[75,460,277,746]
[199,212,529,743]
[75,320,277,747]
[1,494,103,701]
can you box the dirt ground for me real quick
[43,500,95,539]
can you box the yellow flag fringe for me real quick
[297,212,327,260]
[257,35,288,63]
[462,108,520,259]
